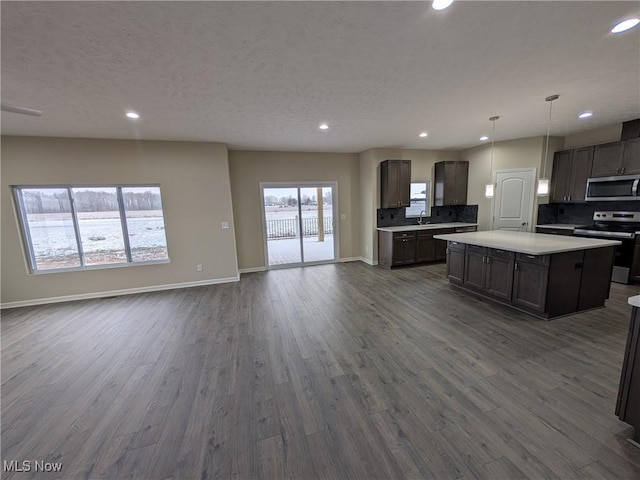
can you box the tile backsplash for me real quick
[537,200,640,226]
[377,204,478,227]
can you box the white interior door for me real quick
[491,168,536,231]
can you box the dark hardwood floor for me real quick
[2,261,640,479]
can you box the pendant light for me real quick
[485,116,499,198]
[538,94,559,196]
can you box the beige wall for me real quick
[1,136,238,306]
[563,124,622,149]
[228,150,360,270]
[358,148,460,263]
[462,136,563,231]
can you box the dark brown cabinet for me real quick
[434,161,468,206]
[380,160,411,208]
[550,146,593,203]
[462,246,515,301]
[623,138,640,175]
[379,226,475,268]
[592,139,640,177]
[416,231,436,263]
[446,241,465,284]
[616,302,640,443]
[391,232,416,265]
[512,254,549,312]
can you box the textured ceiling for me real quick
[1,1,639,152]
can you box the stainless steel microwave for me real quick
[585,175,640,201]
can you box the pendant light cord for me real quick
[542,95,559,179]
[489,116,499,183]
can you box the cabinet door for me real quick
[454,161,469,205]
[512,261,548,312]
[592,142,625,177]
[398,160,412,207]
[416,233,436,263]
[464,247,487,290]
[622,138,640,175]
[443,162,458,205]
[402,235,417,264]
[380,160,399,208]
[446,242,465,284]
[550,150,573,202]
[392,233,416,265]
[569,146,594,202]
[485,252,515,301]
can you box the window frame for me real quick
[405,181,431,218]
[13,184,170,274]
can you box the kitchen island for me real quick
[433,230,621,319]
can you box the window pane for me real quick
[73,187,127,265]
[18,188,81,270]
[121,187,169,262]
[406,182,429,217]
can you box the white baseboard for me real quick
[238,266,267,274]
[358,256,378,266]
[339,257,361,263]
[0,275,240,310]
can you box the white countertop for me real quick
[536,224,584,230]
[433,230,621,255]
[377,222,477,233]
[630,295,640,308]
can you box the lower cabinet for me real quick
[392,233,416,265]
[379,226,473,268]
[512,254,549,312]
[446,241,465,283]
[461,246,515,301]
[446,242,614,318]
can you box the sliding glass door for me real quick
[261,183,337,267]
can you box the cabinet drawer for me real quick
[489,248,515,258]
[516,252,550,266]
[536,227,574,236]
[447,240,465,252]
[393,232,415,240]
[467,244,487,254]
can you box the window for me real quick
[406,182,430,217]
[14,185,169,272]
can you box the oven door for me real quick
[586,175,640,201]
[573,231,636,283]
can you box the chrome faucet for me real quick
[418,210,427,225]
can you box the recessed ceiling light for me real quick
[419,132,428,138]
[319,123,329,130]
[578,111,593,119]
[480,136,489,141]
[126,112,140,119]
[611,18,640,33]
[432,0,454,11]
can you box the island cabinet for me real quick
[616,297,640,443]
[434,161,469,206]
[550,146,593,203]
[437,231,620,319]
[461,246,515,301]
[592,139,640,177]
[380,159,411,208]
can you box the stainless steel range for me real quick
[574,211,640,284]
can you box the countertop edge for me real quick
[376,223,478,232]
[433,232,621,255]
[630,295,640,308]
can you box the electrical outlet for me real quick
[340,213,346,220]
[196,264,203,272]
[221,222,229,229]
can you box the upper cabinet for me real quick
[434,161,469,206]
[550,146,593,203]
[380,159,411,208]
[592,139,640,177]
